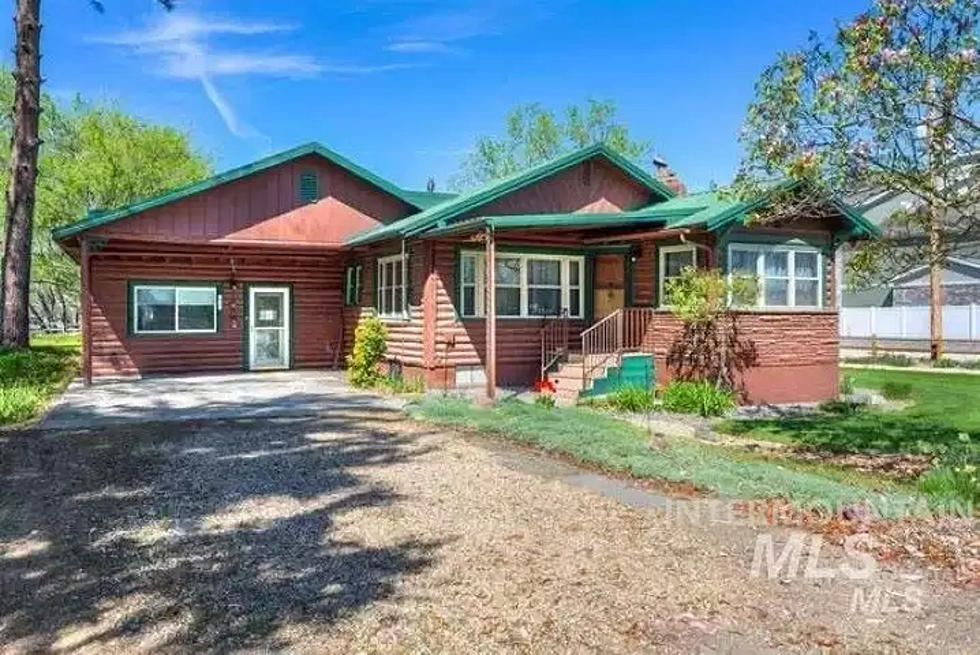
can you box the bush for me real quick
[534,393,556,409]
[919,436,978,507]
[660,380,735,417]
[844,354,914,367]
[377,374,425,394]
[840,374,855,396]
[346,316,388,388]
[607,384,655,413]
[881,381,913,400]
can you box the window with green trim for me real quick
[727,243,822,308]
[344,264,362,306]
[132,284,218,334]
[298,171,319,204]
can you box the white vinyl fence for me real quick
[840,304,980,341]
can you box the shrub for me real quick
[660,380,735,417]
[918,436,978,507]
[844,354,914,367]
[534,393,556,409]
[931,357,959,369]
[377,374,425,394]
[346,315,388,388]
[819,399,862,415]
[881,381,913,400]
[607,384,655,413]
[840,374,855,396]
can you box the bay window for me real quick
[727,243,822,308]
[377,254,407,317]
[458,252,584,318]
[132,283,218,334]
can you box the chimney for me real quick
[653,156,686,196]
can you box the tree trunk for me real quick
[928,204,945,360]
[0,0,41,348]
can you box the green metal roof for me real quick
[51,142,427,242]
[418,184,880,240]
[399,189,458,208]
[345,143,676,246]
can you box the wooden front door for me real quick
[593,254,625,320]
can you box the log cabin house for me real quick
[52,142,878,403]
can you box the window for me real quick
[458,252,584,318]
[727,243,822,308]
[377,254,407,317]
[298,170,318,204]
[658,244,696,305]
[132,284,218,334]
[344,264,362,306]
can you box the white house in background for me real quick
[841,185,980,307]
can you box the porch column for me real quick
[80,237,92,386]
[485,227,496,399]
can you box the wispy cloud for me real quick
[95,12,410,139]
[384,5,501,56]
[385,40,458,55]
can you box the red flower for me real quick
[534,378,557,393]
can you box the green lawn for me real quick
[719,368,980,455]
[410,395,920,512]
[0,333,80,425]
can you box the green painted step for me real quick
[580,354,654,397]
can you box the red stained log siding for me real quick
[92,155,415,246]
[88,248,345,377]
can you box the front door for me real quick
[593,254,625,320]
[248,286,290,370]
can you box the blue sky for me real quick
[22,0,867,193]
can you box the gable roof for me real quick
[399,189,458,208]
[345,143,676,246]
[52,142,426,242]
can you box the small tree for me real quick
[664,267,758,393]
[346,315,388,388]
[736,0,980,360]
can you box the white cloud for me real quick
[95,11,409,139]
[385,40,458,54]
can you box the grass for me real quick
[0,333,80,425]
[410,395,921,512]
[719,368,980,456]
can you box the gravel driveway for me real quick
[1,405,977,652]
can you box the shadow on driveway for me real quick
[0,408,444,650]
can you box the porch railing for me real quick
[580,307,656,387]
[539,310,570,379]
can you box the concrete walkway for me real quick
[38,370,404,430]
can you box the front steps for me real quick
[546,352,655,401]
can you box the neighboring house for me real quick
[53,142,876,404]
[841,186,980,307]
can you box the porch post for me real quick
[485,227,496,399]
[80,237,92,386]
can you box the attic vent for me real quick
[298,171,319,204]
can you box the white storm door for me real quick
[249,286,290,370]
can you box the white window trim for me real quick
[726,242,823,309]
[132,284,218,335]
[658,244,697,307]
[377,254,408,318]
[459,251,585,319]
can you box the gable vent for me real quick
[299,171,319,204]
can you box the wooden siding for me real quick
[456,157,655,222]
[88,247,345,377]
[92,155,415,246]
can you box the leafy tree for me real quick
[664,266,758,393]
[0,0,175,347]
[452,99,651,189]
[736,0,980,359]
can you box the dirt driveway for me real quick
[1,404,977,652]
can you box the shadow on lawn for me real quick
[726,409,963,455]
[0,410,443,650]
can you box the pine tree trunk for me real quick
[0,0,41,348]
[928,204,945,361]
